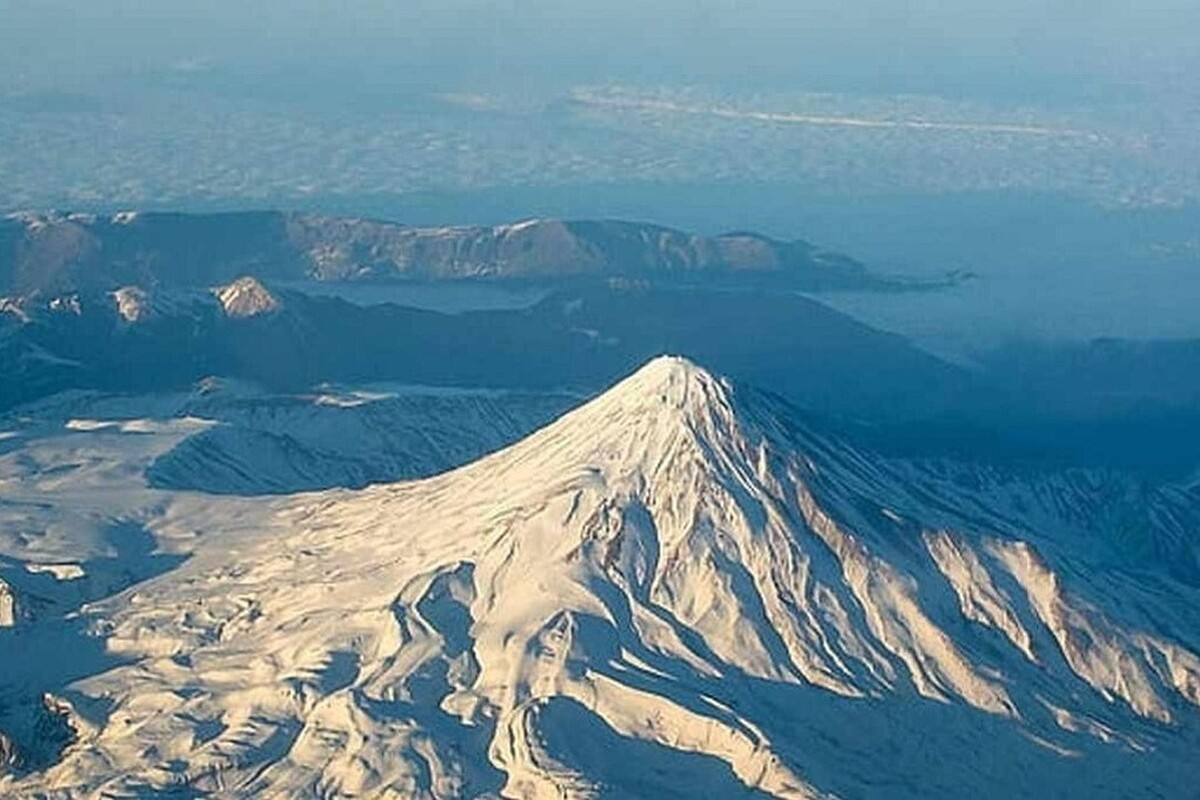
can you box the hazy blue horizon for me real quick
[4,1,1199,101]
[4,0,1199,347]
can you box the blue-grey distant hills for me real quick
[0,278,965,420]
[0,210,936,295]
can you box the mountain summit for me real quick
[6,358,1200,798]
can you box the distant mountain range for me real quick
[4,208,1197,473]
[5,272,1199,471]
[0,210,940,295]
[0,278,964,423]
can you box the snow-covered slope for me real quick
[2,381,577,497]
[4,357,1200,798]
[146,384,578,494]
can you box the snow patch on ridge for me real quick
[213,276,280,318]
[111,286,153,322]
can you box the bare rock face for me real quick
[213,276,281,318]
[0,731,21,773]
[111,286,154,323]
[0,695,77,775]
[0,579,24,628]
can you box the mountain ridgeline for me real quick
[5,272,1200,471]
[0,279,963,422]
[3,208,1198,473]
[0,211,901,295]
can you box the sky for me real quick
[3,1,1199,100]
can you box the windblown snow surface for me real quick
[4,357,1200,798]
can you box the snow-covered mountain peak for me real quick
[7,359,1200,798]
[448,354,765,510]
[601,353,727,410]
[567,353,744,442]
